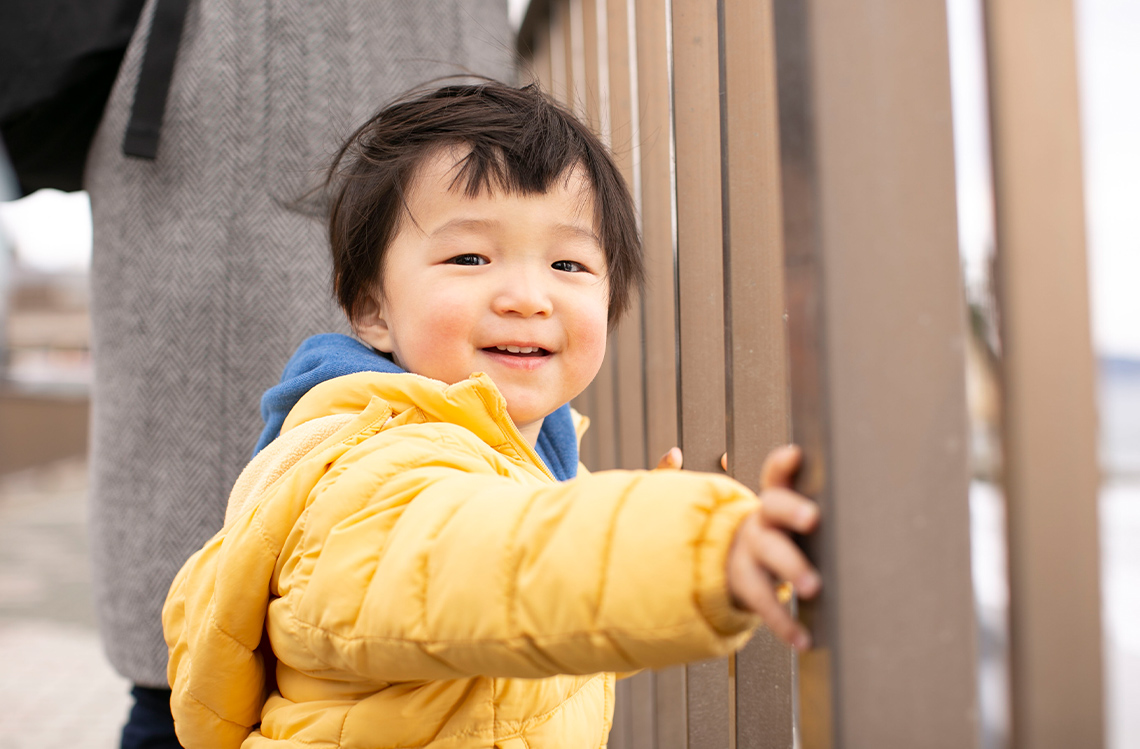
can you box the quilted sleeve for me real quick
[267,424,760,683]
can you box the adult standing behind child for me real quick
[163,82,820,749]
[83,2,514,746]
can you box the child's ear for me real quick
[353,295,395,354]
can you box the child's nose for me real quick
[492,274,554,318]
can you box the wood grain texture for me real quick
[983,1,1105,747]
[772,1,979,746]
[672,0,732,746]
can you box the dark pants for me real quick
[121,685,183,749]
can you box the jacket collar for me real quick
[257,334,580,481]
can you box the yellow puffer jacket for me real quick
[163,372,760,749]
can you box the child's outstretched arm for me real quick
[209,421,783,684]
[165,420,821,720]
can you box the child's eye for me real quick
[552,260,587,273]
[446,254,488,266]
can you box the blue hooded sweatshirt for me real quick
[254,334,580,481]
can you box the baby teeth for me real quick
[496,345,539,354]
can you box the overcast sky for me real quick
[950,0,1140,359]
[1074,0,1140,359]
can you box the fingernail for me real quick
[794,631,812,652]
[798,505,818,526]
[798,572,820,596]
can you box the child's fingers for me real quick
[656,447,683,470]
[746,525,821,598]
[759,444,802,490]
[757,488,819,534]
[728,551,812,651]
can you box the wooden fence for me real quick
[516,1,1104,748]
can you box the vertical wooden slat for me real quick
[720,0,794,747]
[768,11,832,743]
[672,0,731,747]
[671,0,725,474]
[603,0,648,475]
[655,666,687,749]
[603,0,655,744]
[559,0,596,470]
[629,670,658,749]
[632,0,683,744]
[632,0,676,468]
[562,0,577,109]
[611,678,635,749]
[549,1,569,103]
[771,2,979,747]
[579,0,621,471]
[580,0,600,128]
[982,2,1105,748]
[526,10,554,92]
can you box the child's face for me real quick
[356,149,610,444]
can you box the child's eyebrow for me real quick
[431,217,601,247]
[430,217,500,237]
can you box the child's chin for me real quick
[504,401,556,431]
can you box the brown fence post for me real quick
[570,0,621,471]
[720,0,795,747]
[628,0,685,743]
[602,0,657,743]
[982,2,1106,747]
[670,0,733,746]
[603,0,649,476]
[771,2,979,747]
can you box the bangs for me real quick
[327,81,643,326]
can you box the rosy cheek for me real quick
[407,297,477,382]
[570,307,610,379]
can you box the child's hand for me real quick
[726,445,820,651]
[656,447,683,470]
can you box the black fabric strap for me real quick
[122,0,191,159]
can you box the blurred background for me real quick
[0,0,1136,747]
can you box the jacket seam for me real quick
[418,500,466,638]
[598,627,639,673]
[181,686,251,730]
[514,633,578,675]
[504,489,542,641]
[246,509,278,557]
[472,386,508,443]
[471,385,554,482]
[288,612,714,646]
[514,674,602,732]
[253,405,389,518]
[371,679,594,748]
[207,608,254,653]
[591,477,639,630]
[236,410,391,562]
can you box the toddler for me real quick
[163,81,819,749]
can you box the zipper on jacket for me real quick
[500,415,556,482]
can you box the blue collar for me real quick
[254,334,579,481]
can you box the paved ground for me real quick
[0,459,129,749]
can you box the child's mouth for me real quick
[483,345,551,358]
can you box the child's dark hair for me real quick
[326,81,643,326]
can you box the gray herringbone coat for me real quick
[85,0,513,687]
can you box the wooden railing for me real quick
[516,1,1104,748]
